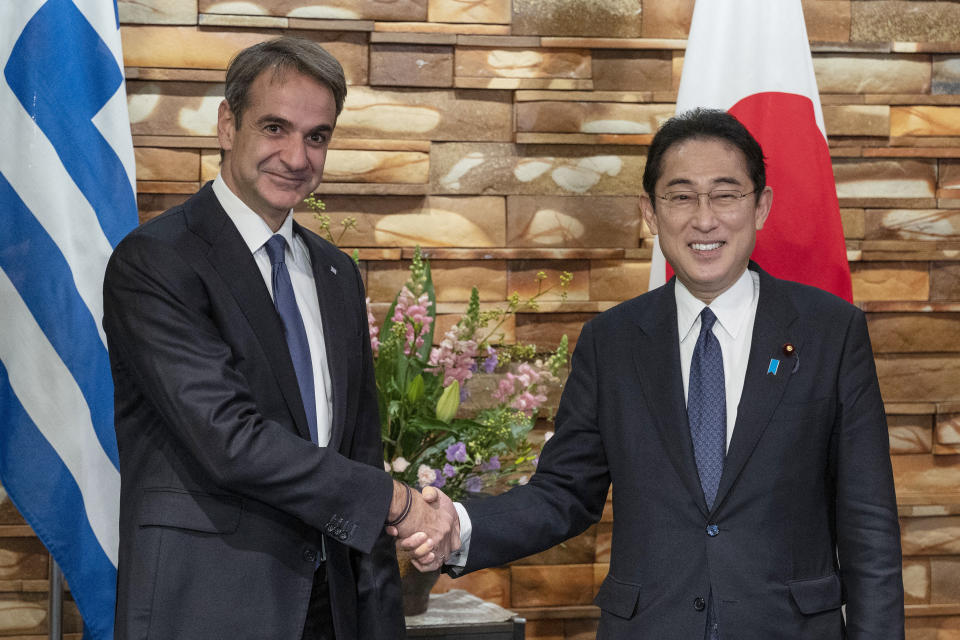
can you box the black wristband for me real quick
[386,483,412,527]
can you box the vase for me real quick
[396,545,441,615]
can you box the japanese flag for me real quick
[649,0,853,301]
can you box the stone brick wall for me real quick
[1,0,959,637]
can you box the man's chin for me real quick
[263,189,311,213]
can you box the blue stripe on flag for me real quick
[3,0,136,247]
[0,360,117,640]
[0,173,119,466]
[1,1,136,638]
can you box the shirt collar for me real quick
[212,174,295,254]
[676,268,757,343]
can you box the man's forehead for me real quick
[657,137,750,184]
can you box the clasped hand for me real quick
[386,486,459,572]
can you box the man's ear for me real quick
[217,100,235,152]
[754,185,773,230]
[640,194,659,236]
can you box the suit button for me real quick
[706,524,720,537]
[694,597,706,611]
[338,531,348,541]
[303,549,317,563]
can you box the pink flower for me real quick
[491,360,554,415]
[365,297,380,356]
[417,464,435,487]
[426,326,478,387]
[392,287,433,355]
[492,376,516,402]
[511,390,547,414]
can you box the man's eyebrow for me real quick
[713,176,743,185]
[663,176,744,189]
[309,123,334,136]
[255,114,292,127]
[255,114,333,136]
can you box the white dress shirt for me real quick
[448,267,761,569]
[676,268,759,449]
[213,174,334,447]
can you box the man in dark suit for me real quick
[399,108,904,638]
[103,37,455,640]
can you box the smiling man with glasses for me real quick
[400,107,904,640]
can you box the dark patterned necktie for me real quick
[264,235,318,444]
[688,307,725,510]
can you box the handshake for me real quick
[385,481,461,572]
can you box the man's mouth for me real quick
[266,171,308,186]
[690,241,724,251]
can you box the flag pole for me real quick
[48,556,63,640]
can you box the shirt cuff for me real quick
[445,502,472,571]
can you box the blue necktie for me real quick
[264,235,318,444]
[688,307,725,510]
[689,307,726,640]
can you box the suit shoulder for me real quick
[586,286,666,330]
[296,226,360,271]
[113,195,195,253]
[772,276,861,323]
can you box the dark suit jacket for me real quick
[103,183,403,639]
[462,264,903,639]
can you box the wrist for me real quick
[387,481,412,526]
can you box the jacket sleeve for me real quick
[833,308,904,638]
[103,231,394,554]
[463,319,612,572]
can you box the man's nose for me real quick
[280,137,309,169]
[691,194,720,225]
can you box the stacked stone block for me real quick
[2,0,960,637]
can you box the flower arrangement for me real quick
[372,248,571,502]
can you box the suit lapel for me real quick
[631,281,710,517]
[298,225,349,451]
[712,266,800,512]
[186,184,313,442]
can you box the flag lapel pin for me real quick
[767,359,780,375]
[329,265,337,275]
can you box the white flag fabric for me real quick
[0,0,136,636]
[649,0,852,301]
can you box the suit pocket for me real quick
[787,573,842,614]
[593,575,642,619]
[139,488,242,534]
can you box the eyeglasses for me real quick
[655,189,757,213]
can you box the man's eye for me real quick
[308,133,327,144]
[713,192,738,201]
[671,193,694,202]
[265,124,281,133]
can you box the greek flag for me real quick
[0,0,136,637]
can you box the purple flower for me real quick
[431,469,446,488]
[481,455,500,471]
[445,441,468,463]
[460,385,471,403]
[465,476,485,493]
[443,463,457,478]
[482,348,498,374]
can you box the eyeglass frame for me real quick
[653,188,759,212]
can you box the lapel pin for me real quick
[329,265,337,275]
[783,342,800,373]
[767,359,780,375]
